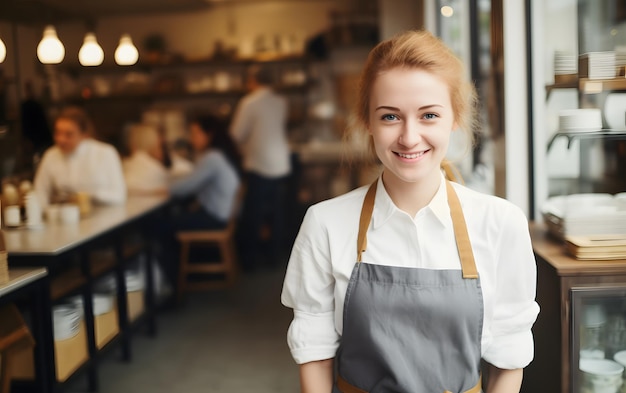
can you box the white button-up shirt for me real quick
[281,175,540,369]
[34,139,127,207]
[230,87,291,178]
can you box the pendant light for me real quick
[37,25,65,64]
[78,32,104,66]
[0,37,6,63]
[114,34,139,66]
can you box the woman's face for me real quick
[54,118,86,154]
[189,122,211,152]
[369,67,456,190]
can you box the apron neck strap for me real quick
[357,181,377,262]
[445,181,478,279]
[356,179,479,279]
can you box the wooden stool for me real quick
[176,187,244,302]
[0,305,34,393]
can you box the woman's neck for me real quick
[381,171,441,217]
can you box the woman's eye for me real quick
[423,113,439,120]
[381,114,398,121]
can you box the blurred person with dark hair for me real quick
[34,105,126,207]
[170,115,240,230]
[230,64,291,270]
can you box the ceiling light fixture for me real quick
[115,34,139,66]
[79,32,104,66]
[0,38,6,63]
[441,6,454,17]
[37,25,65,64]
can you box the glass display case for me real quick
[572,287,626,393]
[531,0,626,216]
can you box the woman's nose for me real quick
[398,120,422,147]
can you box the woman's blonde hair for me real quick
[350,29,478,160]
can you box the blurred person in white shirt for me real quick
[230,65,292,270]
[34,106,126,208]
[123,123,192,195]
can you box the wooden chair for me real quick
[176,186,245,302]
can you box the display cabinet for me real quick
[523,224,626,393]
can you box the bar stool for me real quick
[0,305,34,393]
[175,187,244,302]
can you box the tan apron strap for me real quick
[446,181,478,279]
[339,374,482,393]
[356,181,377,263]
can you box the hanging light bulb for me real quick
[78,32,104,66]
[37,25,65,64]
[115,34,139,66]
[0,38,6,63]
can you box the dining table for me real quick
[2,194,170,393]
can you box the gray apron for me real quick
[334,180,484,393]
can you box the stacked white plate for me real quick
[94,272,145,293]
[558,108,603,132]
[68,294,114,316]
[53,305,82,341]
[542,193,626,238]
[581,51,617,80]
[554,51,577,75]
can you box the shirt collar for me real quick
[371,172,452,229]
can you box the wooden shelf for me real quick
[579,77,626,94]
[546,77,626,98]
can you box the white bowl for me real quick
[614,350,626,369]
[581,358,624,393]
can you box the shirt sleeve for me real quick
[229,98,253,145]
[482,206,540,369]
[169,153,217,198]
[281,206,340,364]
[92,146,127,205]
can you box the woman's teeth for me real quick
[397,152,424,159]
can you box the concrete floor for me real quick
[67,268,300,393]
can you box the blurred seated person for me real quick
[169,115,241,230]
[123,123,192,195]
[34,106,126,207]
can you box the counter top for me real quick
[0,267,48,298]
[530,222,626,276]
[2,195,168,256]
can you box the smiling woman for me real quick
[281,29,539,393]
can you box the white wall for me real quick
[503,0,529,214]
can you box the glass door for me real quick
[571,286,626,393]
